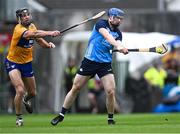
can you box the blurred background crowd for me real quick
[0,0,180,114]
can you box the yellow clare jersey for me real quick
[144,67,167,89]
[7,23,37,64]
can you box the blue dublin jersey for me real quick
[84,19,122,63]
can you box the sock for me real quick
[24,95,32,102]
[16,114,23,119]
[108,113,114,121]
[59,107,68,116]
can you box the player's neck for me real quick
[108,21,115,31]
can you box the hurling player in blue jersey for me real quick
[51,8,128,125]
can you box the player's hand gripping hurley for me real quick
[60,11,106,33]
[112,44,168,54]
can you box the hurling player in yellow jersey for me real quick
[4,8,60,126]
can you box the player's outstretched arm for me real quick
[99,28,118,47]
[99,28,128,54]
[23,30,60,38]
[36,38,56,48]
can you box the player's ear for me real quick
[109,16,113,22]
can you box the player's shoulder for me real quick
[14,24,27,32]
[16,23,36,29]
[29,23,36,27]
[29,23,37,30]
[96,19,108,24]
[95,19,108,30]
[14,24,23,29]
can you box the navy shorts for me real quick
[77,58,113,78]
[4,58,34,77]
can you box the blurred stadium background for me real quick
[0,0,180,114]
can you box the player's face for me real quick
[20,12,32,26]
[109,16,123,27]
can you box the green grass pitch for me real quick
[0,113,180,133]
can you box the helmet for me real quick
[16,8,30,19]
[16,8,32,26]
[108,8,125,18]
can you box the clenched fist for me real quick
[50,30,61,37]
[49,42,56,48]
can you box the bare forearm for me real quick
[36,38,51,48]
[30,30,51,38]
[99,28,119,47]
[99,28,128,54]
[105,34,119,47]
[23,30,60,38]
